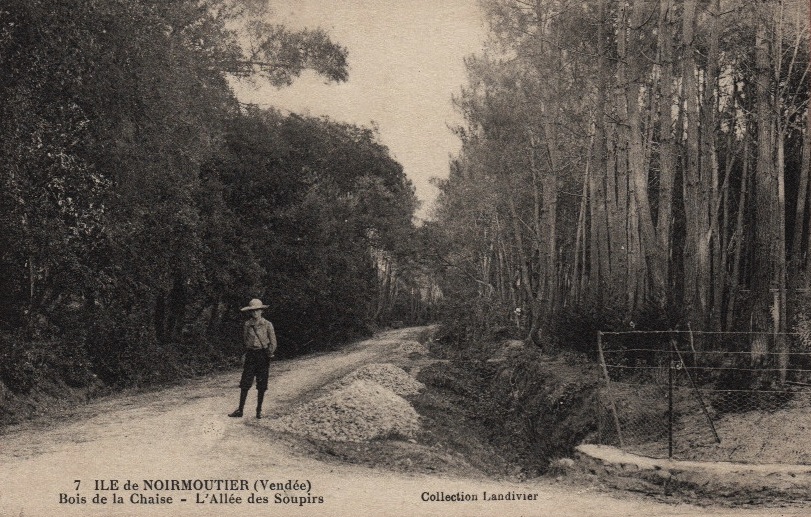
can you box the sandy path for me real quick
[0,327,805,517]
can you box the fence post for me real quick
[597,331,624,448]
[668,338,674,459]
[597,387,603,445]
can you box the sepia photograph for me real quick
[0,0,809,515]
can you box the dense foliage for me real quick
[429,0,810,358]
[0,0,417,394]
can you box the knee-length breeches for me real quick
[240,349,270,391]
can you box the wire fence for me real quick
[595,330,811,464]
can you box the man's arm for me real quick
[267,323,278,355]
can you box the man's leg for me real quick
[255,354,270,419]
[229,388,249,417]
[230,351,256,417]
[255,389,265,419]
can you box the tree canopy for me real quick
[0,0,416,394]
[429,0,810,355]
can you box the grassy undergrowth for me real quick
[413,348,601,477]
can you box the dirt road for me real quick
[0,327,804,517]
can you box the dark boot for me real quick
[256,389,266,419]
[229,388,249,417]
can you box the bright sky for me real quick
[231,0,487,219]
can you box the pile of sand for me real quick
[332,363,424,396]
[273,379,420,442]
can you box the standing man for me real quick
[229,298,277,419]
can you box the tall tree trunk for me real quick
[751,16,776,362]
[536,117,559,328]
[505,179,535,339]
[727,139,750,330]
[791,124,810,281]
[572,130,593,304]
[624,0,661,308]
[681,0,710,330]
[589,0,612,303]
[702,0,721,329]
[804,125,811,289]
[776,129,788,382]
[607,127,628,305]
[656,0,676,310]
[772,0,790,383]
[528,133,545,341]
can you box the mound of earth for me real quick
[272,379,420,443]
[397,341,429,356]
[331,363,424,397]
[665,403,811,464]
[488,339,527,362]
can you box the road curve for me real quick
[0,327,804,517]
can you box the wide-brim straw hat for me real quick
[241,298,269,312]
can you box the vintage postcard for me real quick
[1,0,809,515]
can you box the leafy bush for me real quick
[432,297,520,356]
[0,332,96,394]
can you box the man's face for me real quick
[250,309,262,320]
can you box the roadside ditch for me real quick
[275,332,811,508]
[278,336,603,481]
